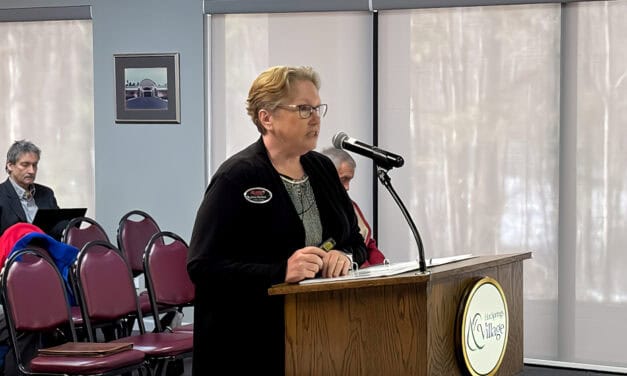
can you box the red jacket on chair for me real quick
[0,222,44,267]
[352,201,386,268]
[0,222,80,305]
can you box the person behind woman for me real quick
[322,147,387,267]
[187,65,367,375]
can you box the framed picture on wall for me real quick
[114,53,180,123]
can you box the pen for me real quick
[318,237,336,252]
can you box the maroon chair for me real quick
[0,248,147,376]
[60,216,111,334]
[144,231,195,333]
[75,240,193,376]
[117,210,161,277]
[116,210,167,321]
[62,216,111,251]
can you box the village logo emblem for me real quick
[457,276,509,376]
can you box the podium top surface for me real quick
[268,251,531,296]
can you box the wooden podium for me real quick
[268,252,531,376]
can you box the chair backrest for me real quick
[61,216,110,251]
[75,240,145,341]
[0,248,77,365]
[144,231,195,331]
[117,210,161,277]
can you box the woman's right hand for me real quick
[285,246,327,283]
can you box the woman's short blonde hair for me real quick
[246,66,321,134]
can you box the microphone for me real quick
[332,131,404,170]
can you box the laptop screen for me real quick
[32,208,87,235]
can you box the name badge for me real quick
[243,187,272,204]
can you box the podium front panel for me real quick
[272,252,530,376]
[284,283,428,375]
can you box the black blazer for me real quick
[187,138,367,375]
[0,178,59,236]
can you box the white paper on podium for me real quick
[299,254,475,285]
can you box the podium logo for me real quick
[458,277,508,376]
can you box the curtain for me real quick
[0,19,95,214]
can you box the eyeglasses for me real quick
[276,104,328,119]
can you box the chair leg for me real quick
[165,358,185,376]
[141,362,154,376]
[155,358,171,376]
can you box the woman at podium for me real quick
[187,65,367,375]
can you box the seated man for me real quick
[0,140,63,239]
[322,147,386,267]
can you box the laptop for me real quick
[33,208,87,235]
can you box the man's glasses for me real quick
[276,104,328,119]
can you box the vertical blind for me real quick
[377,2,563,361]
[0,19,95,215]
[567,0,627,366]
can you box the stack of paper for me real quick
[299,254,474,285]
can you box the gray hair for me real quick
[6,140,41,174]
[321,147,356,170]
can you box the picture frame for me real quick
[114,53,180,123]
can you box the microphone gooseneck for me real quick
[331,131,428,273]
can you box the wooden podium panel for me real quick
[269,252,531,376]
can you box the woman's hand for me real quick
[320,250,351,278]
[285,246,327,283]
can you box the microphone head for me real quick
[332,131,349,149]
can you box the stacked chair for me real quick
[0,247,148,375]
